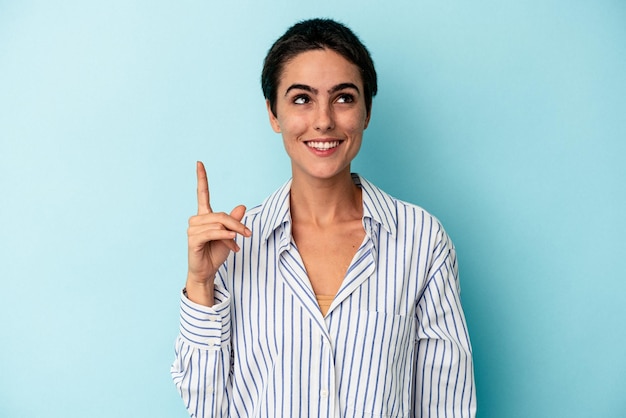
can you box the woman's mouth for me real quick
[305,140,341,151]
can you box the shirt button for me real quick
[207,385,214,394]
[320,389,329,398]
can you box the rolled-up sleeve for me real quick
[171,284,232,418]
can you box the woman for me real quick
[172,18,476,417]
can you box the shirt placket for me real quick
[318,335,339,417]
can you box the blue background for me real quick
[1,1,625,417]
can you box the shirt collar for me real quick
[354,174,397,237]
[259,178,292,242]
[259,174,397,242]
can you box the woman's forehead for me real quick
[278,49,363,91]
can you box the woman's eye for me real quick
[293,95,310,105]
[336,94,354,104]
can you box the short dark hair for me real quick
[261,18,377,117]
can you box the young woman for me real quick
[172,18,476,418]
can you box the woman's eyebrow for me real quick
[284,82,360,96]
[285,84,316,96]
[329,83,360,94]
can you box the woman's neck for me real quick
[290,171,363,227]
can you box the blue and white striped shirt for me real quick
[171,175,476,417]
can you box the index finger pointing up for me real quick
[196,161,212,215]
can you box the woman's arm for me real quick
[172,161,250,416]
[412,230,476,417]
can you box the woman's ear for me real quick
[364,111,371,130]
[266,100,281,133]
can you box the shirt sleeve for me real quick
[412,229,477,417]
[170,283,232,418]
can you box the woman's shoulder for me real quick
[357,175,458,257]
[240,178,292,239]
[356,174,443,229]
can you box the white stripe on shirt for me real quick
[171,174,476,417]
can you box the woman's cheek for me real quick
[282,117,308,137]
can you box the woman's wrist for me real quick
[184,275,215,307]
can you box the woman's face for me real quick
[267,48,370,183]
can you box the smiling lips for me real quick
[305,140,341,151]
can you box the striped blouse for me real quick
[171,174,476,417]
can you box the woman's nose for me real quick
[314,103,335,132]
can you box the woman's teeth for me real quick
[306,141,340,150]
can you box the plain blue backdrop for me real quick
[1,1,625,417]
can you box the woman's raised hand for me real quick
[185,161,251,306]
